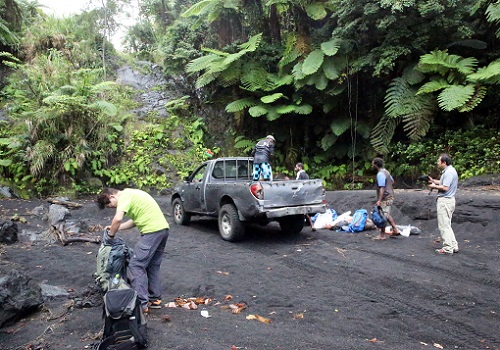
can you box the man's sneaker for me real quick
[148,299,162,309]
[435,248,453,255]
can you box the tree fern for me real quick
[225,98,258,112]
[437,84,475,111]
[370,116,398,154]
[249,105,268,117]
[417,78,450,94]
[294,104,313,115]
[261,93,284,103]
[275,105,295,114]
[458,86,487,112]
[185,54,221,73]
[89,101,118,116]
[330,118,351,137]
[468,60,500,83]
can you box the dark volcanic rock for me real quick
[0,219,18,244]
[0,269,43,327]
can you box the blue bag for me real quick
[370,206,387,228]
[347,209,368,232]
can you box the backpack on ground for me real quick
[370,206,387,229]
[95,234,133,292]
[98,288,149,350]
[347,209,368,232]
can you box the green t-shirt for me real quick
[117,189,169,234]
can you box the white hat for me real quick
[266,135,276,142]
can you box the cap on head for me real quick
[266,135,276,142]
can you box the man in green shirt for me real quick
[97,188,169,313]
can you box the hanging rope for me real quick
[346,58,359,187]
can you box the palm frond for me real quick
[302,49,324,76]
[322,56,341,80]
[305,3,327,20]
[320,38,342,56]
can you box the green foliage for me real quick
[389,127,500,180]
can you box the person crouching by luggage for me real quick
[97,188,169,313]
[371,157,399,240]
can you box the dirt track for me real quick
[0,189,499,350]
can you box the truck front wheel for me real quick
[218,204,245,242]
[279,215,304,235]
[172,198,191,225]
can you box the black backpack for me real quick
[370,206,387,228]
[98,288,148,350]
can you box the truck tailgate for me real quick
[259,179,324,208]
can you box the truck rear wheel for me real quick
[279,215,304,235]
[172,198,191,225]
[218,204,245,242]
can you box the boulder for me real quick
[0,269,43,328]
[0,219,18,244]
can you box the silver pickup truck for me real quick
[170,157,326,241]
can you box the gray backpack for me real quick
[95,235,132,292]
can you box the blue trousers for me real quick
[127,229,169,308]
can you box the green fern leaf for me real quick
[195,71,220,88]
[315,73,329,90]
[330,119,351,136]
[458,86,487,112]
[186,54,221,73]
[292,62,306,81]
[238,33,263,52]
[417,79,450,94]
[302,49,324,76]
[322,56,340,80]
[261,93,284,104]
[294,104,313,115]
[202,47,229,57]
[225,98,257,112]
[370,116,398,154]
[249,105,268,117]
[91,81,118,93]
[468,60,500,83]
[455,57,478,75]
[265,108,280,121]
[241,66,270,91]
[181,0,213,18]
[305,3,327,20]
[486,2,500,23]
[276,105,295,114]
[320,39,342,56]
[320,133,338,151]
[402,111,431,140]
[437,84,475,111]
[90,101,118,116]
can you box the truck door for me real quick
[184,164,208,213]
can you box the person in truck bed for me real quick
[251,135,275,181]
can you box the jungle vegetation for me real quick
[1,0,499,196]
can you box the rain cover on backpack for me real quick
[346,209,368,232]
[98,288,148,350]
